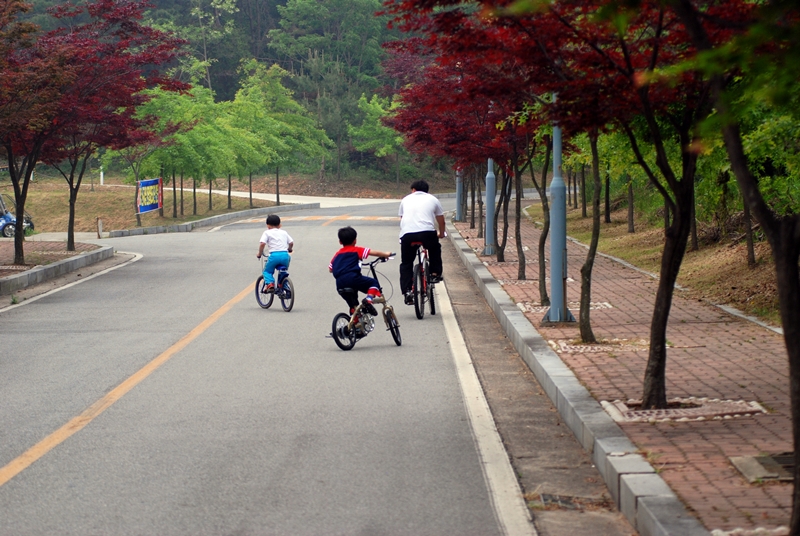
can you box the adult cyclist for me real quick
[399,180,445,305]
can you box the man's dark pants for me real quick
[400,230,442,294]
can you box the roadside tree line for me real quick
[381,0,800,527]
[0,0,330,262]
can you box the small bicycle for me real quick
[330,255,401,351]
[410,242,436,319]
[255,256,295,312]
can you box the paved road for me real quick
[0,200,534,535]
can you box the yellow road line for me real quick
[322,214,350,227]
[0,283,253,488]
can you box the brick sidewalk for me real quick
[454,215,791,534]
[0,240,100,278]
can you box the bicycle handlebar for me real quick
[362,254,395,267]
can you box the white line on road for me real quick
[438,281,538,536]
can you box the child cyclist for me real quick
[256,214,293,293]
[329,226,392,316]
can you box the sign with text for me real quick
[137,178,163,214]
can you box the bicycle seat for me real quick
[410,241,424,246]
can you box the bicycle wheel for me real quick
[255,276,274,309]
[413,263,426,319]
[384,307,402,346]
[331,312,356,351]
[280,277,294,312]
[425,259,436,316]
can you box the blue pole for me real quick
[455,169,463,222]
[543,125,575,323]
[483,158,496,255]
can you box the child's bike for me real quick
[255,256,295,312]
[330,256,401,351]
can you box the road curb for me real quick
[446,218,709,536]
[0,245,114,296]
[107,203,320,237]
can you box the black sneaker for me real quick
[404,292,414,305]
[362,298,379,316]
[430,275,443,284]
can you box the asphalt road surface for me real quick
[0,200,536,535]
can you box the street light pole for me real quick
[455,169,464,222]
[543,123,575,323]
[483,158,496,256]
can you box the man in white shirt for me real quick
[398,180,445,305]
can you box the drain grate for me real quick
[601,397,768,423]
[730,452,794,483]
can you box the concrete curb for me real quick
[0,245,114,296]
[107,203,319,237]
[445,218,709,536]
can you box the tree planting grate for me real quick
[546,337,644,354]
[601,397,768,423]
[730,452,794,483]
[518,301,610,315]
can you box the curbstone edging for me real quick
[0,245,114,295]
[446,217,710,536]
[107,203,320,237]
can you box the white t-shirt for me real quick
[398,191,444,236]
[260,228,293,252]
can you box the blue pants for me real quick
[263,251,290,285]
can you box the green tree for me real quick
[348,94,405,186]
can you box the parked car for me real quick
[0,193,33,237]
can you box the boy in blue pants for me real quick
[329,226,392,315]
[256,214,293,293]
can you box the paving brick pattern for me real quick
[454,216,791,533]
[0,240,99,277]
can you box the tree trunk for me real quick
[627,176,635,233]
[192,178,197,215]
[227,174,232,209]
[68,187,78,252]
[530,140,552,307]
[396,152,400,187]
[276,166,280,206]
[690,178,698,251]
[604,168,611,224]
[469,172,476,229]
[478,174,484,239]
[743,195,756,267]
[172,170,177,218]
[566,168,572,207]
[640,169,696,410]
[580,163,587,218]
[496,169,511,262]
[514,161,525,281]
[208,180,212,211]
[573,167,579,209]
[249,171,253,209]
[579,133,601,344]
[134,180,142,227]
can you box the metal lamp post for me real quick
[543,124,575,323]
[483,158,496,255]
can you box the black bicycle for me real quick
[255,256,295,312]
[331,256,401,351]
[410,242,436,319]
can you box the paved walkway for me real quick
[453,213,791,534]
